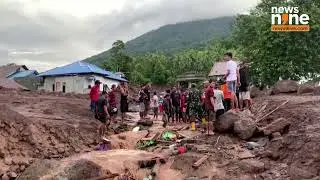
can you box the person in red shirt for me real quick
[180,89,187,123]
[90,80,101,112]
[204,79,215,135]
[108,84,118,122]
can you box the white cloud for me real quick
[0,0,259,72]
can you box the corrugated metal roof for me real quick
[107,74,128,82]
[38,61,127,82]
[0,64,29,78]
[208,61,241,77]
[7,70,38,79]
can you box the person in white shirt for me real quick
[223,52,239,112]
[151,92,159,120]
[213,82,225,119]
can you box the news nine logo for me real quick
[271,6,310,32]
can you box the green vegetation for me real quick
[233,0,320,86]
[84,16,234,65]
[88,0,320,86]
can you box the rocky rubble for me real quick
[0,105,98,179]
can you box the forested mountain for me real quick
[84,16,234,65]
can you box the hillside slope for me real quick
[85,16,234,65]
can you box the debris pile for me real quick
[1,84,320,180]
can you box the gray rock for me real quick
[246,142,261,150]
[271,80,298,94]
[272,132,281,139]
[215,111,239,132]
[1,174,9,180]
[263,118,290,135]
[8,172,17,179]
[297,83,314,94]
[234,118,257,140]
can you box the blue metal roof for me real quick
[38,61,127,82]
[107,73,128,82]
[7,70,38,79]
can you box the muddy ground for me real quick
[0,89,319,180]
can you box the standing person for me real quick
[239,63,251,110]
[162,94,171,128]
[186,88,191,122]
[180,89,187,123]
[170,87,181,123]
[89,80,101,112]
[143,83,151,118]
[95,91,110,139]
[107,84,118,122]
[220,80,232,111]
[138,88,146,120]
[165,89,172,122]
[159,95,164,114]
[188,84,202,127]
[223,52,239,112]
[204,79,215,135]
[119,82,129,122]
[151,92,159,120]
[214,82,225,120]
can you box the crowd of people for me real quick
[89,81,129,138]
[89,52,251,138]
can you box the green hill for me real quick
[85,16,234,65]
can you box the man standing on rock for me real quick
[223,52,239,112]
[90,80,101,112]
[95,91,110,139]
[239,62,251,110]
[204,79,215,135]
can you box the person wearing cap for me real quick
[90,80,101,112]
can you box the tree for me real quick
[103,40,133,74]
[233,0,320,86]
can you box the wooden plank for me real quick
[192,155,209,168]
[141,132,160,141]
[256,100,289,123]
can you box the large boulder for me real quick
[215,111,239,132]
[250,86,264,98]
[297,83,314,94]
[271,80,298,95]
[263,118,290,136]
[234,118,257,140]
